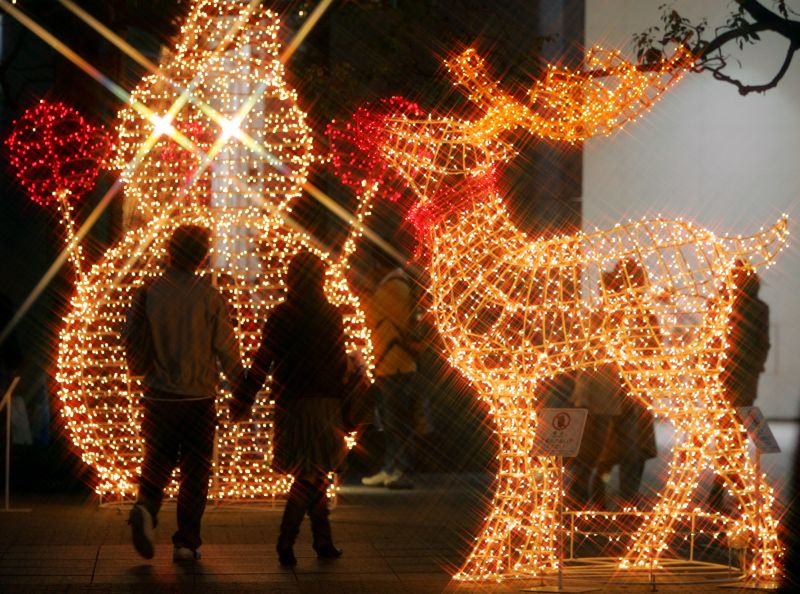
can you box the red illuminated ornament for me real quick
[6,99,110,278]
[327,96,424,204]
[5,99,110,206]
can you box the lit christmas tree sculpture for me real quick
[51,0,373,500]
[333,46,786,582]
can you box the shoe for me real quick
[361,469,392,487]
[314,544,343,559]
[128,504,155,560]
[277,545,297,567]
[173,545,201,562]
[385,473,414,490]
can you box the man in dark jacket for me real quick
[709,263,770,511]
[124,224,244,562]
[722,266,770,408]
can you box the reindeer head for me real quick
[331,46,692,246]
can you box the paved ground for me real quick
[1,422,796,593]
[0,470,791,594]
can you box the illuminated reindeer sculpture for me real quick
[333,48,786,581]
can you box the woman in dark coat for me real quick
[233,252,348,567]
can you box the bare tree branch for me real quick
[630,0,800,96]
[708,40,797,93]
[698,21,773,58]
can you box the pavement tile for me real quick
[91,574,194,585]
[1,546,98,560]
[193,560,293,575]
[91,565,196,583]
[294,572,400,581]
[0,574,94,585]
[0,562,95,576]
[193,573,298,584]
[292,557,393,574]
[0,471,795,593]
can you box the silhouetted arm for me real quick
[230,313,278,421]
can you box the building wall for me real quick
[584,1,800,417]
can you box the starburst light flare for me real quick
[54,0,373,501]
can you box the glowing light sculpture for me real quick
[332,46,785,582]
[51,0,373,501]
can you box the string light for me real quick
[5,99,110,205]
[333,46,785,582]
[6,99,111,277]
[51,0,373,501]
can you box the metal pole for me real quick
[558,455,564,592]
[569,512,575,560]
[3,377,21,512]
[690,513,695,562]
[4,383,9,512]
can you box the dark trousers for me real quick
[374,372,417,475]
[137,395,216,551]
[568,415,614,509]
[278,475,333,551]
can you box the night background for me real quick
[0,0,798,591]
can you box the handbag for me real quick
[341,364,373,432]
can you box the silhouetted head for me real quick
[604,258,646,292]
[286,252,326,300]
[168,224,210,272]
[600,269,616,290]
[732,259,761,297]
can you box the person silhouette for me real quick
[232,252,348,567]
[124,224,244,562]
[708,261,770,512]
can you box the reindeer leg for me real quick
[712,411,780,582]
[455,401,561,581]
[620,411,710,571]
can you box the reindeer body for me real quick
[424,185,786,579]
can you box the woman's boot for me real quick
[277,482,307,566]
[308,481,342,559]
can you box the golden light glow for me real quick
[379,46,692,212]
[369,47,785,582]
[55,0,373,501]
[149,113,175,138]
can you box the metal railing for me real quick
[1,376,30,513]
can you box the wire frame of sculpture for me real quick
[56,0,373,500]
[425,193,786,581]
[356,46,785,581]
[57,204,371,499]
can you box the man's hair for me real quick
[168,225,211,271]
[286,251,326,295]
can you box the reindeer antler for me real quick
[445,45,693,143]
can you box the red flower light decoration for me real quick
[327,96,424,204]
[5,99,110,206]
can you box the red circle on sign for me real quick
[553,412,571,430]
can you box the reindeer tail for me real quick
[718,215,789,271]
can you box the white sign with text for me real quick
[531,408,588,458]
